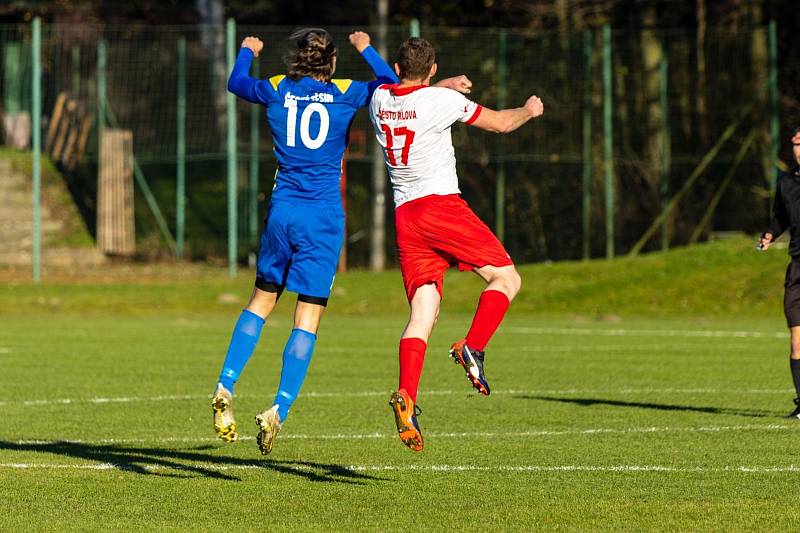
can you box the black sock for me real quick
[790,358,800,398]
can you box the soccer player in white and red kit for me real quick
[368,37,544,451]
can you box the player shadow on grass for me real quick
[0,440,383,484]
[522,396,773,418]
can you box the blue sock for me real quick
[217,309,265,394]
[273,328,317,422]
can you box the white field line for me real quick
[2,462,800,474]
[10,423,800,446]
[514,344,755,352]
[506,326,787,339]
[324,343,756,353]
[0,387,795,408]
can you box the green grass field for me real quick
[3,238,800,530]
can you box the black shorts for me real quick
[784,259,800,327]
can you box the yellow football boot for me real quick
[211,384,237,442]
[254,405,282,455]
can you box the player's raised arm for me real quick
[433,75,473,94]
[470,95,544,134]
[227,36,272,105]
[349,31,399,84]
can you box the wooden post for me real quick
[98,129,135,256]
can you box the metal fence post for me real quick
[249,56,260,249]
[582,30,592,260]
[410,18,420,38]
[70,45,80,97]
[226,18,238,277]
[769,20,779,201]
[176,36,187,259]
[495,29,507,242]
[97,40,106,137]
[660,35,671,251]
[32,17,42,283]
[602,24,615,259]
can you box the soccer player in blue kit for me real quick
[212,28,469,455]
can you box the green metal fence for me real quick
[0,20,790,278]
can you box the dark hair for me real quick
[285,28,337,82]
[396,37,436,81]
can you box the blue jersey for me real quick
[228,47,397,207]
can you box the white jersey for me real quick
[369,84,482,206]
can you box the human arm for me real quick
[469,95,544,134]
[433,75,473,94]
[227,37,274,105]
[349,31,399,83]
[760,182,788,250]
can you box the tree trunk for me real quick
[640,8,663,191]
[195,0,227,151]
[696,0,708,145]
[369,0,389,270]
[748,2,771,189]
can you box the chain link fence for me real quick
[0,22,791,266]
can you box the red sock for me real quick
[398,337,427,402]
[465,290,510,351]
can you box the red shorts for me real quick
[394,194,514,302]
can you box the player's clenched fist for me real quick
[524,95,543,118]
[241,36,263,57]
[349,31,371,53]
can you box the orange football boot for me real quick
[389,389,423,452]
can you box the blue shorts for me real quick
[256,200,344,299]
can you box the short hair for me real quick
[285,28,336,82]
[396,37,436,80]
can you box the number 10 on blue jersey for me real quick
[284,99,330,150]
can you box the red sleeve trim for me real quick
[466,105,483,125]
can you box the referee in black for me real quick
[759,127,800,418]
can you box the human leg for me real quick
[399,283,441,401]
[212,287,280,442]
[273,300,325,420]
[217,287,279,393]
[784,260,800,418]
[255,299,325,455]
[388,284,442,453]
[213,202,292,442]
[788,327,800,418]
[465,264,521,351]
